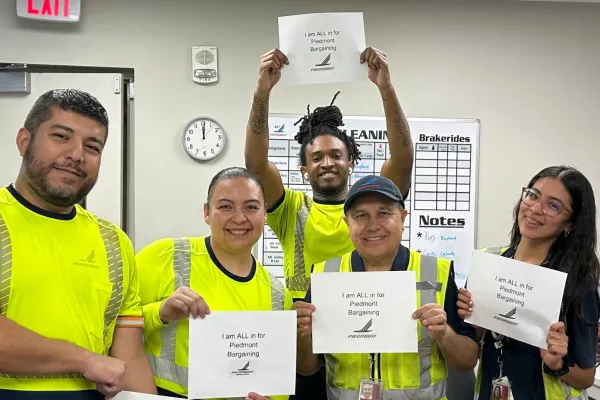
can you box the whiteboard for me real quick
[258,115,480,288]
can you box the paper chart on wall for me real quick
[258,115,480,288]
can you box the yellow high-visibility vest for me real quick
[138,236,290,399]
[0,186,140,392]
[312,249,452,400]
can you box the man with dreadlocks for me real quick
[244,47,415,399]
[245,47,413,300]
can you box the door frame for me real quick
[0,63,135,239]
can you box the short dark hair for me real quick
[206,167,265,203]
[293,91,361,166]
[24,89,109,139]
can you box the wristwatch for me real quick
[543,355,575,377]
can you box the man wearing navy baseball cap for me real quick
[294,175,478,400]
[344,175,405,214]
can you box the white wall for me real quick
[1,0,599,251]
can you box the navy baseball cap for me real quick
[344,175,405,214]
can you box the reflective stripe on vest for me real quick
[287,198,312,295]
[322,254,446,399]
[0,216,124,379]
[0,215,12,317]
[543,372,589,400]
[484,247,505,255]
[148,238,285,389]
[147,238,191,388]
[325,380,447,400]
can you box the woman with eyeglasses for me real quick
[457,165,600,399]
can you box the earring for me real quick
[564,231,570,237]
[303,173,309,180]
[348,167,353,175]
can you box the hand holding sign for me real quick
[412,303,448,340]
[360,47,392,90]
[256,49,288,94]
[541,322,569,370]
[456,287,473,320]
[293,301,315,337]
[159,287,210,322]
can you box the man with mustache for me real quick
[0,89,156,399]
[245,47,475,399]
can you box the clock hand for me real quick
[202,122,205,140]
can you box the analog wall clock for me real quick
[182,116,226,161]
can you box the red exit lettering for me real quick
[28,0,70,17]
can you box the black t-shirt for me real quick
[477,246,600,400]
[302,245,477,342]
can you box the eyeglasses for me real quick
[521,187,572,217]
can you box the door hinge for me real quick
[113,76,121,94]
[128,82,135,100]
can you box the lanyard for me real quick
[369,353,381,381]
[491,331,506,378]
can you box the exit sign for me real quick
[16,0,81,23]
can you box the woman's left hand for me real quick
[540,322,569,370]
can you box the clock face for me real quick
[182,117,226,161]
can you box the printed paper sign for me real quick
[311,271,418,354]
[465,250,567,349]
[278,12,367,86]
[113,392,180,400]
[188,311,297,398]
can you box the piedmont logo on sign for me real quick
[311,54,335,72]
[231,361,254,377]
[494,307,519,327]
[349,319,376,339]
[16,0,81,22]
[315,54,332,67]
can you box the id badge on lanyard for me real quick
[491,331,514,400]
[358,354,383,400]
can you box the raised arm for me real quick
[361,47,414,197]
[245,49,288,209]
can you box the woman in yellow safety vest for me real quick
[458,165,600,400]
[136,167,293,400]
